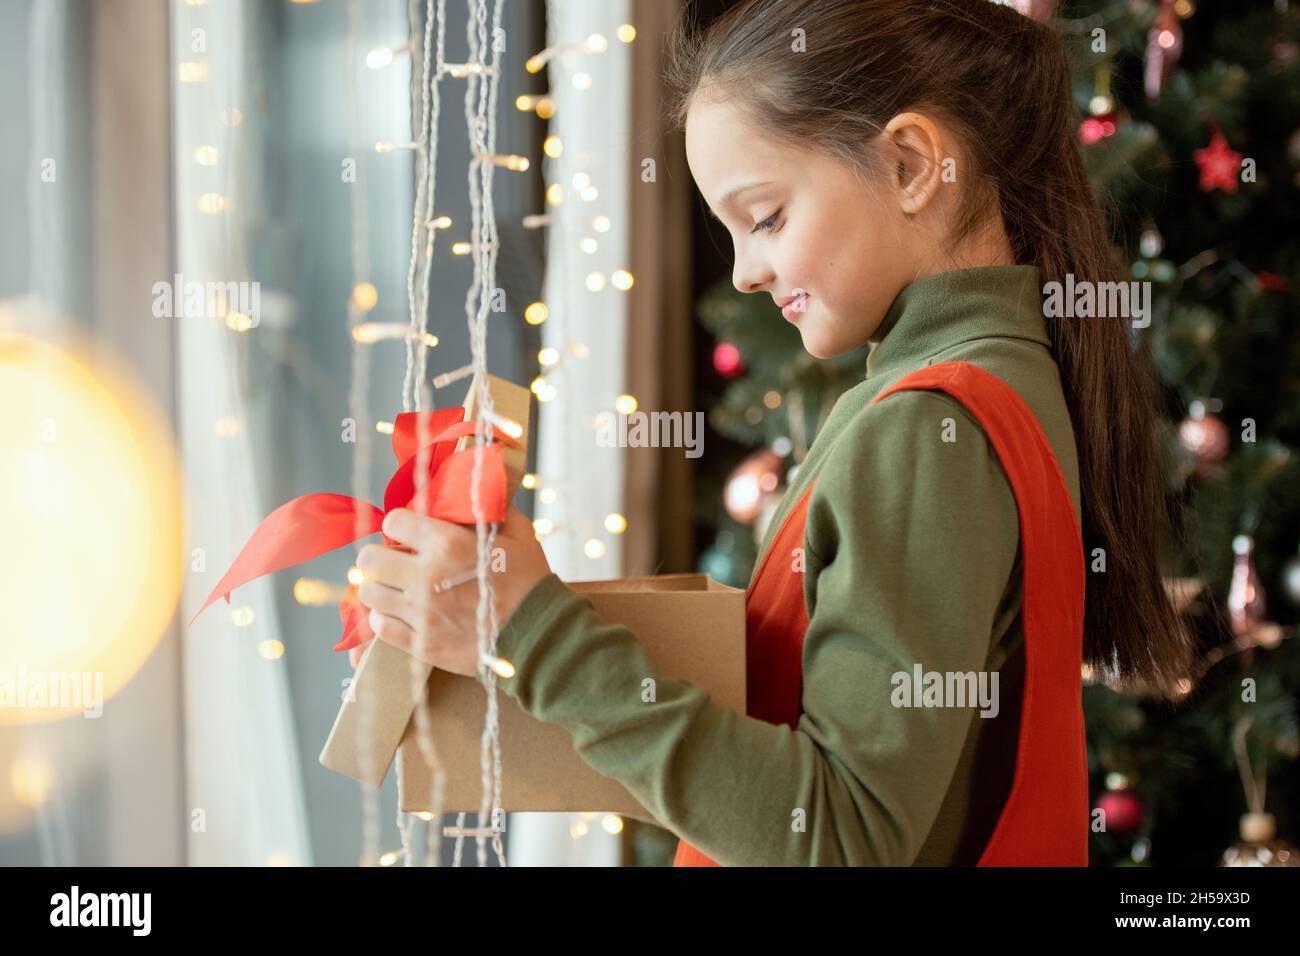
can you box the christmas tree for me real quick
[691,0,1300,866]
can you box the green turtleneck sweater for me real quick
[495,265,1081,866]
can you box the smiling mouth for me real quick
[780,292,808,320]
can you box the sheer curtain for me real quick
[172,0,310,867]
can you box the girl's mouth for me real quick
[782,292,809,322]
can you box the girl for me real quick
[354,0,1193,866]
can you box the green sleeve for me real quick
[494,390,1021,865]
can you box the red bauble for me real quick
[1194,132,1243,194]
[1079,113,1117,146]
[724,447,784,524]
[1097,789,1144,836]
[1177,400,1229,476]
[713,342,744,378]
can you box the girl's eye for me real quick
[751,210,780,234]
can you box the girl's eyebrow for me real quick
[708,180,774,221]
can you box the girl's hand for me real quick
[351,505,552,677]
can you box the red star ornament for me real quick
[1194,132,1243,194]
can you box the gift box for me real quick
[394,573,746,822]
[320,571,746,824]
[316,373,532,788]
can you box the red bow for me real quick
[190,409,518,652]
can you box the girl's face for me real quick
[684,95,928,359]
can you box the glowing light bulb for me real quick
[351,282,379,312]
[543,135,563,158]
[585,272,606,292]
[525,301,549,325]
[604,513,627,534]
[615,394,637,414]
[365,47,395,70]
[612,269,634,291]
[617,24,636,43]
[584,539,606,559]
[259,639,285,660]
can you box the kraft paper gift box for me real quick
[317,372,532,785]
[394,572,746,822]
[321,570,747,823]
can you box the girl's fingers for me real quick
[348,638,371,669]
[368,611,421,659]
[356,542,420,590]
[357,578,410,619]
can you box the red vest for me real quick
[674,362,1088,866]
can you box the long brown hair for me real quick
[666,0,1195,697]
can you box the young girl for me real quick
[356,0,1194,865]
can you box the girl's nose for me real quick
[732,249,775,295]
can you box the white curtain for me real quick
[173,0,311,867]
[507,0,634,868]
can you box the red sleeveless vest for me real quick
[674,361,1088,866]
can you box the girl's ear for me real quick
[882,111,945,216]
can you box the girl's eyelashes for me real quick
[750,210,781,233]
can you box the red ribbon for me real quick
[190,409,518,652]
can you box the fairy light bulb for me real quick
[580,186,599,202]
[585,272,606,292]
[592,215,610,233]
[538,347,559,366]
[617,24,636,43]
[584,33,608,53]
[351,282,378,312]
[604,513,627,534]
[572,171,591,190]
[451,241,473,256]
[194,145,219,166]
[515,94,534,111]
[612,269,634,291]
[178,61,208,83]
[347,566,365,586]
[546,183,564,206]
[602,814,624,834]
[231,606,255,627]
[224,311,253,332]
[543,135,563,158]
[525,54,545,74]
[429,215,452,229]
[524,301,549,325]
[490,657,516,679]
[539,488,557,504]
[259,640,285,660]
[534,97,555,120]
[580,237,598,255]
[365,47,395,70]
[521,473,538,490]
[374,420,395,435]
[584,539,606,559]
[572,72,592,90]
[533,517,554,536]
[615,394,637,414]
